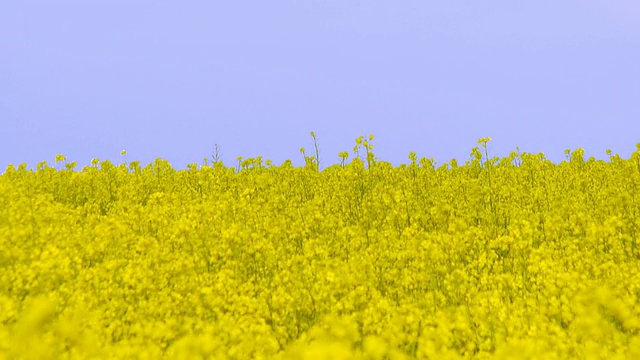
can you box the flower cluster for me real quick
[1,138,640,359]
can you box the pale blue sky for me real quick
[1,1,639,170]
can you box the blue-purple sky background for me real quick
[2,1,639,170]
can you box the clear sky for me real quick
[1,1,639,170]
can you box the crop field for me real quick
[1,136,640,359]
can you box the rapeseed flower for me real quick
[1,136,640,359]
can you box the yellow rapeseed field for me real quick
[1,135,640,359]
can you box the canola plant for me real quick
[1,136,640,359]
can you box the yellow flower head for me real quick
[477,137,491,145]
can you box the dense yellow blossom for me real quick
[1,137,640,359]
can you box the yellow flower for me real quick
[5,134,640,359]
